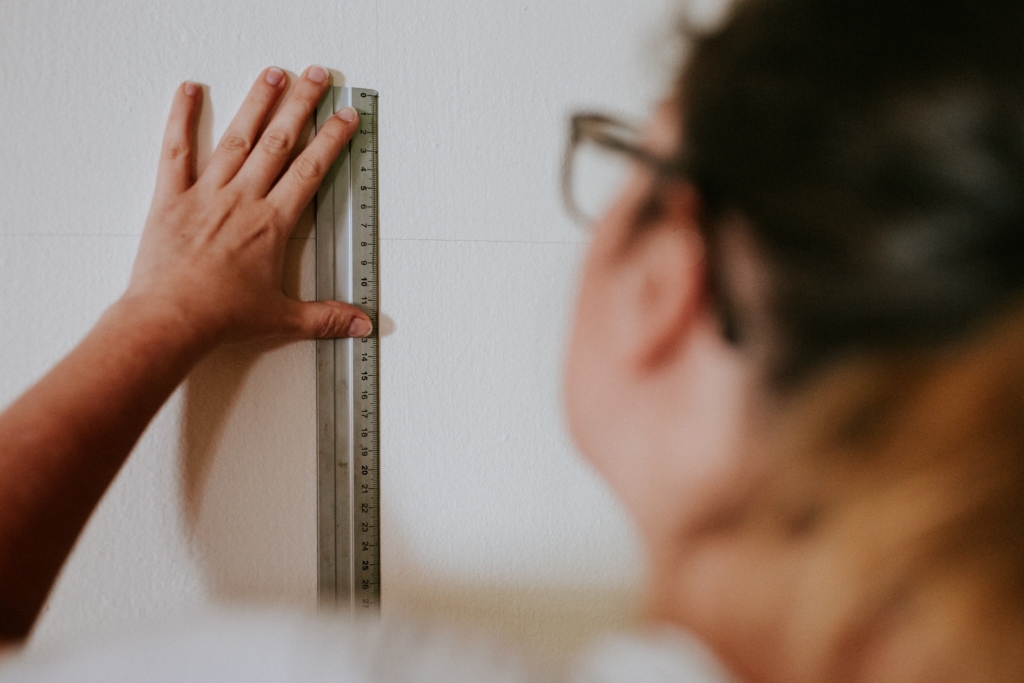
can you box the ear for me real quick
[609,202,708,371]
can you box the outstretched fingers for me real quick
[201,67,289,188]
[232,65,332,198]
[155,82,202,196]
[268,107,360,226]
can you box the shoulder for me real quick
[570,627,734,683]
[0,609,549,683]
[0,610,731,683]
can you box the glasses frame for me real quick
[562,113,690,226]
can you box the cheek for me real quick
[563,271,607,468]
[563,234,623,471]
[562,246,656,506]
[564,309,680,541]
[563,198,632,455]
[563,268,709,548]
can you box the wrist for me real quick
[104,293,220,364]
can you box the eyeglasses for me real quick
[562,113,689,226]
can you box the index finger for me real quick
[266,107,359,226]
[155,82,201,196]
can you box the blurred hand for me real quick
[124,65,371,350]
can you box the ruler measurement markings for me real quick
[316,87,381,614]
[351,88,381,614]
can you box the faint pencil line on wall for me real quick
[0,235,590,247]
[0,233,141,238]
[381,237,588,246]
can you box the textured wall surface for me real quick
[0,0,706,660]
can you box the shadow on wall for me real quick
[178,225,318,607]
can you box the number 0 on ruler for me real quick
[314,87,381,614]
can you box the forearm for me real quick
[0,296,209,640]
[0,66,366,643]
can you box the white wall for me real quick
[0,0,695,661]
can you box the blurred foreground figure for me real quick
[3,1,1024,682]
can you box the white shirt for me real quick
[0,609,733,683]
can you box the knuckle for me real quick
[260,129,292,154]
[314,307,350,339]
[164,143,189,162]
[250,223,276,245]
[291,155,323,182]
[319,122,347,147]
[265,202,291,229]
[300,80,327,104]
[241,205,282,243]
[221,134,252,155]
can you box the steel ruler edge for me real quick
[315,86,381,615]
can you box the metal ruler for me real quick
[314,86,380,614]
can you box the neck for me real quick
[642,505,1024,683]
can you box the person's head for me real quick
[564,0,1024,678]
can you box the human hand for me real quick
[123,65,372,352]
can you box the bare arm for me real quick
[0,66,371,641]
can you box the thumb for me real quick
[287,300,373,339]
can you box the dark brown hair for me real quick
[677,0,1024,386]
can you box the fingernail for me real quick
[265,67,285,86]
[307,65,328,84]
[346,317,372,338]
[184,81,199,97]
[337,106,358,122]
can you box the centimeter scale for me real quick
[314,87,381,614]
